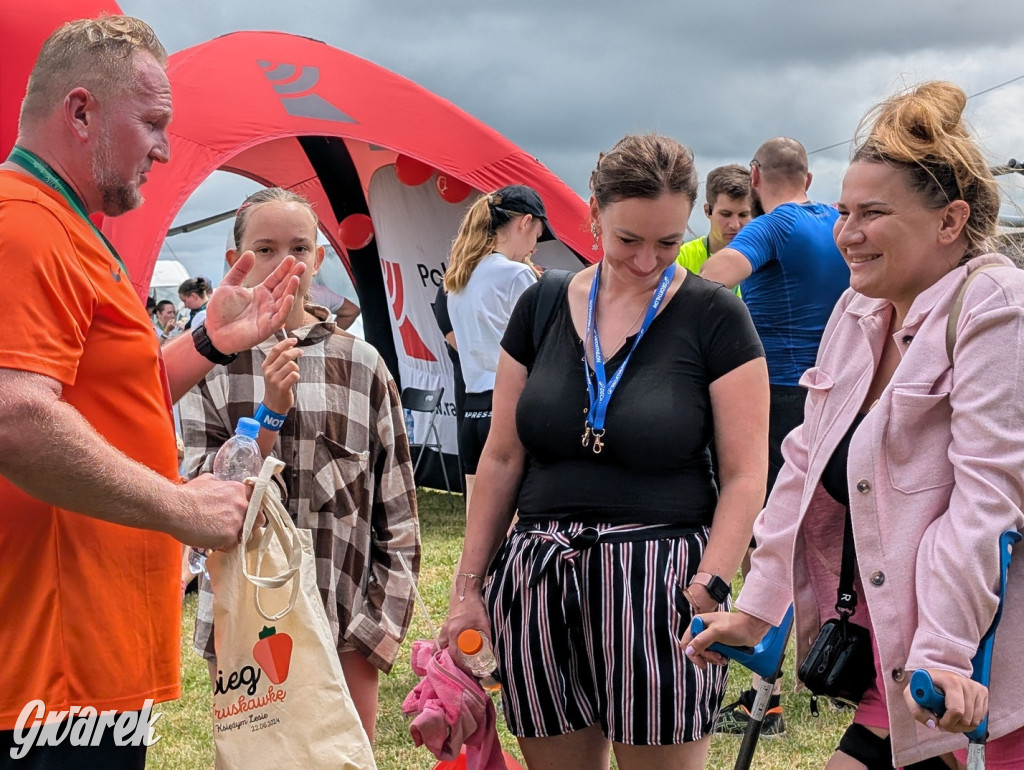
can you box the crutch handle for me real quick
[689,605,794,680]
[909,669,946,717]
[909,529,1021,744]
[910,670,987,744]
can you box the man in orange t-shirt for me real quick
[0,16,304,767]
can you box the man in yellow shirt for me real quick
[677,164,752,295]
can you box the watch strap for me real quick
[192,323,238,365]
[690,571,731,603]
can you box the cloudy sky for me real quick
[118,0,1024,282]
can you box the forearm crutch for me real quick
[910,529,1021,770]
[691,605,794,770]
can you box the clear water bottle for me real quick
[188,417,264,576]
[404,408,415,443]
[456,629,500,691]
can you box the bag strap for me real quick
[239,457,303,621]
[532,269,574,353]
[835,509,859,617]
[396,551,439,648]
[946,262,1002,365]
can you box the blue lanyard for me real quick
[583,262,675,453]
[7,146,128,281]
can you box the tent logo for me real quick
[382,260,437,363]
[258,61,357,124]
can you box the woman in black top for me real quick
[441,134,769,770]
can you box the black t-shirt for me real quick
[502,272,764,525]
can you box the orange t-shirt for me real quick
[0,171,182,729]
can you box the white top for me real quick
[448,252,537,393]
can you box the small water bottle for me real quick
[404,408,415,443]
[456,629,500,691]
[188,417,264,576]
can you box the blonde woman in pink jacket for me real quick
[686,81,1024,770]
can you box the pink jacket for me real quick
[737,255,1024,765]
[401,640,506,770]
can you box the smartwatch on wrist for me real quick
[689,572,731,604]
[192,323,237,365]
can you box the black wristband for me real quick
[191,323,237,365]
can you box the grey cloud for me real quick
[121,0,1024,239]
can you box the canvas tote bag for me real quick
[207,457,376,769]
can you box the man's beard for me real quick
[91,131,143,216]
[750,188,766,218]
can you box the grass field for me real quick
[147,489,851,769]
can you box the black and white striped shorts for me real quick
[485,520,729,745]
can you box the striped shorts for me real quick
[485,520,729,745]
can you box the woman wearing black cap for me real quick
[444,184,553,508]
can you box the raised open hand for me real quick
[203,252,305,353]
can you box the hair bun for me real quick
[914,81,967,133]
[895,81,967,146]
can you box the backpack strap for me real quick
[946,262,1002,365]
[532,269,574,353]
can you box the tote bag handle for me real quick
[239,457,303,621]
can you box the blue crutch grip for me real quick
[689,605,794,680]
[910,529,1021,743]
[909,669,946,716]
[911,669,988,744]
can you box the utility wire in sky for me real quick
[807,72,1024,156]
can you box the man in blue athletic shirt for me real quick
[700,137,849,736]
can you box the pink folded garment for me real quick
[402,640,506,770]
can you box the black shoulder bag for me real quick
[797,509,876,710]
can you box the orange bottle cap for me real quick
[457,629,484,656]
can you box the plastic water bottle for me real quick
[404,408,415,443]
[188,417,264,576]
[456,629,500,691]
[212,417,263,482]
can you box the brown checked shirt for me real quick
[180,306,420,673]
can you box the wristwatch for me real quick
[192,323,237,365]
[689,572,731,604]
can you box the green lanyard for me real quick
[7,146,129,281]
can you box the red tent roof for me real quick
[101,30,596,296]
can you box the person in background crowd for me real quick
[179,275,212,330]
[443,184,551,509]
[0,16,304,767]
[677,163,753,296]
[181,187,420,742]
[700,137,850,736]
[153,298,179,344]
[687,81,1024,770]
[442,134,769,770]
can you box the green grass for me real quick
[147,489,850,769]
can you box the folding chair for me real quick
[401,386,452,496]
[692,605,794,770]
[911,529,1021,770]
